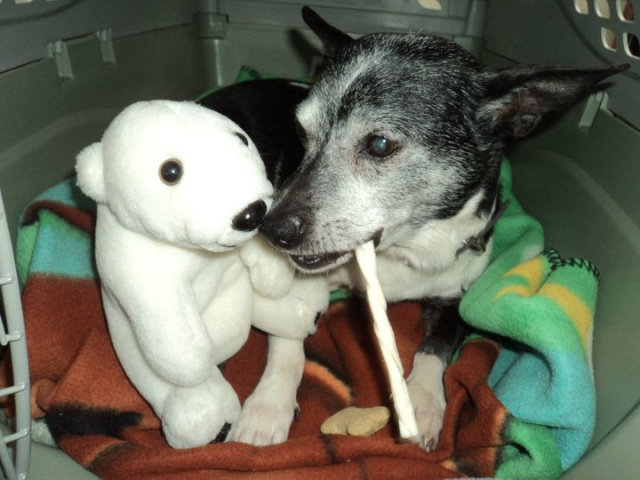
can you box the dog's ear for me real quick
[477,64,629,139]
[302,6,353,55]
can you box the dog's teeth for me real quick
[293,255,320,266]
[292,251,347,270]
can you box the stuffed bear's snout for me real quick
[232,200,268,232]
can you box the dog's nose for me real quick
[232,200,267,232]
[260,215,305,250]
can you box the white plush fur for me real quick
[76,101,328,448]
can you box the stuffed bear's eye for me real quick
[159,159,183,185]
[234,132,249,146]
[365,135,398,158]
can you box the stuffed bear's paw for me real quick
[242,236,295,298]
[407,373,446,451]
[252,275,329,339]
[286,275,330,326]
[162,378,241,449]
[248,256,294,299]
[230,385,298,446]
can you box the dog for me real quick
[252,7,628,449]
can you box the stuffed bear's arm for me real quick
[252,274,329,339]
[102,278,216,388]
[240,235,295,298]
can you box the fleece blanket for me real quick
[0,160,599,479]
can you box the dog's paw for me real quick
[230,386,298,446]
[409,384,446,451]
[162,377,241,449]
[406,353,447,451]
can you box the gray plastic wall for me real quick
[0,0,638,478]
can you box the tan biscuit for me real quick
[320,406,390,437]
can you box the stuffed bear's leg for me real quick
[231,336,305,445]
[110,315,241,449]
[162,366,241,449]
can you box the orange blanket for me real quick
[23,279,507,479]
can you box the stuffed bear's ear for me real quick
[302,6,353,56]
[76,142,106,203]
[477,63,629,139]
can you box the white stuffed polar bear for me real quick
[75,100,329,448]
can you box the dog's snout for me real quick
[261,215,305,250]
[232,200,267,232]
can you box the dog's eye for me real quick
[366,135,398,158]
[234,132,249,146]
[159,159,183,185]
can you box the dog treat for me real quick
[354,241,420,440]
[321,406,390,437]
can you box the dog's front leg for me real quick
[407,298,467,451]
[231,335,305,446]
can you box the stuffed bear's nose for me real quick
[232,200,267,232]
[260,215,305,250]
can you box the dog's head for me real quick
[260,7,627,273]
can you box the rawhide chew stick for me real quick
[354,240,419,440]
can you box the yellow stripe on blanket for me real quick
[496,256,546,299]
[539,283,594,351]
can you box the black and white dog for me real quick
[258,8,627,449]
[202,8,626,448]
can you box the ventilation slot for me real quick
[625,32,640,57]
[602,27,618,50]
[596,0,612,18]
[618,0,635,21]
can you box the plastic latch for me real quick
[97,29,116,64]
[579,91,607,133]
[47,40,74,80]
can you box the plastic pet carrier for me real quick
[0,1,638,479]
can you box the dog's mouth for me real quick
[291,251,350,271]
[289,229,383,272]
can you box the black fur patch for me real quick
[418,297,469,362]
[199,79,309,189]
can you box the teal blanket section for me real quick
[17,178,97,284]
